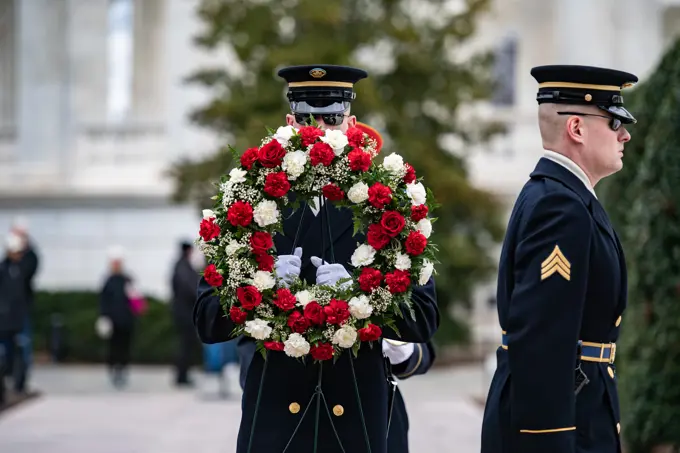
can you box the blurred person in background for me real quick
[171,240,200,387]
[97,246,139,389]
[0,233,31,403]
[9,217,39,391]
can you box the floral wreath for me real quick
[197,122,437,362]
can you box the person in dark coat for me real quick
[99,246,136,388]
[194,64,440,453]
[0,233,30,403]
[171,241,201,386]
[481,65,637,453]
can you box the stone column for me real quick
[15,0,69,164]
[553,0,615,67]
[67,0,109,124]
[132,0,167,122]
[0,0,16,130]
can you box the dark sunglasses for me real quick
[293,112,348,127]
[557,111,622,131]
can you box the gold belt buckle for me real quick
[609,343,616,364]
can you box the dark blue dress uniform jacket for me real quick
[236,337,435,453]
[481,158,627,453]
[195,200,439,453]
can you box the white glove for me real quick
[382,339,415,365]
[96,316,112,339]
[311,256,352,289]
[274,247,303,286]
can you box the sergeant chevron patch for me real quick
[541,245,571,281]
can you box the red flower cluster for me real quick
[227,201,253,227]
[299,126,324,147]
[348,148,371,172]
[250,231,274,271]
[346,127,365,148]
[322,183,345,201]
[199,217,220,242]
[258,140,286,168]
[367,183,392,209]
[264,172,290,198]
[310,142,335,166]
[204,264,223,287]
[237,285,262,310]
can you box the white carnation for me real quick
[347,182,369,204]
[295,290,315,307]
[348,295,373,319]
[253,200,280,227]
[274,125,296,145]
[225,240,242,256]
[395,252,412,271]
[332,325,358,348]
[351,244,376,267]
[252,271,276,291]
[284,333,311,358]
[383,153,405,175]
[244,319,272,340]
[406,182,427,205]
[202,209,215,219]
[282,150,308,180]
[416,218,432,238]
[321,129,349,155]
[419,259,434,285]
[229,167,248,184]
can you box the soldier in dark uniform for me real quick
[481,65,637,453]
[194,64,439,453]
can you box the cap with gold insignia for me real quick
[531,65,638,124]
[277,64,368,115]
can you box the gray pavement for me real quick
[0,363,489,453]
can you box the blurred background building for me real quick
[0,0,678,319]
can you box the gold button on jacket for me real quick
[289,402,300,414]
[617,422,621,434]
[333,405,344,416]
[615,316,622,327]
[608,366,615,379]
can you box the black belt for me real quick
[501,332,616,364]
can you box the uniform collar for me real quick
[529,156,597,207]
[541,150,597,199]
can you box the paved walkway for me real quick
[0,363,490,453]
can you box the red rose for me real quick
[346,127,365,148]
[299,126,324,147]
[204,264,223,287]
[323,299,350,325]
[229,306,247,324]
[367,223,391,250]
[287,311,310,334]
[304,301,326,325]
[250,231,273,254]
[347,148,372,172]
[258,140,286,168]
[322,184,345,201]
[380,211,406,238]
[367,182,392,210]
[310,343,334,361]
[309,142,335,166]
[199,218,221,242]
[237,285,262,310]
[404,163,416,184]
[227,201,253,227]
[411,205,429,222]
[385,269,411,294]
[358,268,382,292]
[273,288,297,311]
[358,324,382,342]
[255,253,274,272]
[264,341,285,351]
[241,147,259,170]
[264,172,291,198]
[405,231,428,256]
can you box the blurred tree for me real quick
[599,38,680,452]
[168,0,506,344]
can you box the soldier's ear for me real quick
[566,116,585,144]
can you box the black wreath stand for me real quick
[246,200,373,453]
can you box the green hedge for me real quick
[31,291,203,365]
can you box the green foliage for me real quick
[599,38,680,452]
[31,291,203,365]
[169,0,507,344]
